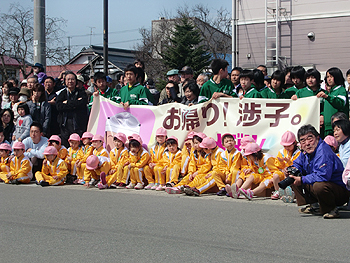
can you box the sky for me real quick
[1,0,232,60]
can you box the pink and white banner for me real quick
[88,96,320,155]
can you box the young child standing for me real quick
[76,132,94,184]
[85,155,110,188]
[236,143,278,200]
[35,146,69,187]
[125,134,150,190]
[0,142,32,184]
[144,127,167,190]
[12,102,33,142]
[271,131,300,201]
[65,133,81,183]
[99,132,128,189]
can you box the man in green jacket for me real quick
[89,72,119,109]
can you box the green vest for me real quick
[198,77,237,103]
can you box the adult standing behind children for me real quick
[118,64,155,110]
[56,72,88,147]
[22,122,48,175]
[198,59,237,103]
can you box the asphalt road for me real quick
[0,183,349,263]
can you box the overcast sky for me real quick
[1,0,232,57]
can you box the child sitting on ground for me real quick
[125,134,150,190]
[76,132,94,184]
[271,131,300,202]
[184,137,223,196]
[65,133,81,184]
[12,102,33,142]
[1,142,32,184]
[84,155,110,189]
[35,146,68,187]
[234,143,278,200]
[180,131,194,178]
[48,135,68,161]
[100,132,128,189]
[161,136,182,187]
[0,143,12,180]
[144,127,167,190]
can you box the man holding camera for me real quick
[289,124,349,219]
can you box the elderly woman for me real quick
[56,72,88,147]
[0,108,15,143]
[27,83,51,137]
[181,80,200,106]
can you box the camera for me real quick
[278,166,302,189]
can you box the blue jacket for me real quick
[293,139,345,187]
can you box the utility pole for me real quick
[33,0,46,70]
[89,27,95,46]
[232,0,238,68]
[67,36,71,61]
[103,0,108,75]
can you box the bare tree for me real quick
[0,4,67,79]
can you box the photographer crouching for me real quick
[287,124,349,219]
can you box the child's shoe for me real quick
[116,183,127,189]
[156,184,165,191]
[100,172,107,185]
[165,187,181,194]
[271,190,280,200]
[151,183,159,190]
[126,183,135,189]
[134,183,144,190]
[239,188,254,200]
[216,188,227,196]
[110,183,118,188]
[78,179,85,185]
[10,179,19,185]
[97,182,108,190]
[40,181,49,187]
[144,183,154,190]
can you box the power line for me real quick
[69,38,142,47]
[68,28,139,38]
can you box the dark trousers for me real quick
[60,118,83,148]
[292,181,349,214]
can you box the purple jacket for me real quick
[293,139,346,187]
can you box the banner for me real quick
[88,96,320,155]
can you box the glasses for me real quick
[299,135,316,144]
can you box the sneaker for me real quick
[151,183,159,190]
[100,172,107,185]
[10,179,19,185]
[225,184,233,198]
[217,188,227,196]
[192,187,200,196]
[156,185,165,191]
[78,179,85,185]
[184,187,195,196]
[281,195,294,203]
[165,182,175,187]
[89,178,98,187]
[240,188,254,200]
[165,187,181,194]
[40,181,50,187]
[134,183,144,190]
[97,182,108,190]
[110,183,118,189]
[226,183,239,198]
[116,183,127,189]
[271,190,280,200]
[278,187,285,198]
[298,204,320,215]
[323,208,340,219]
[144,183,154,190]
[126,183,135,189]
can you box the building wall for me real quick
[237,14,350,74]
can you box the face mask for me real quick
[19,95,28,102]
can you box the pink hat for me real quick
[128,134,143,145]
[114,132,127,144]
[199,137,217,149]
[13,141,25,150]
[68,133,81,142]
[280,131,296,146]
[195,132,207,140]
[0,143,12,151]
[156,127,167,136]
[92,134,104,143]
[243,143,261,156]
[86,155,99,170]
[167,136,178,144]
[324,135,338,148]
[48,135,61,144]
[185,131,195,141]
[43,146,58,155]
[81,132,94,139]
[240,136,255,150]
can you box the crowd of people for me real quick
[1,58,350,219]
